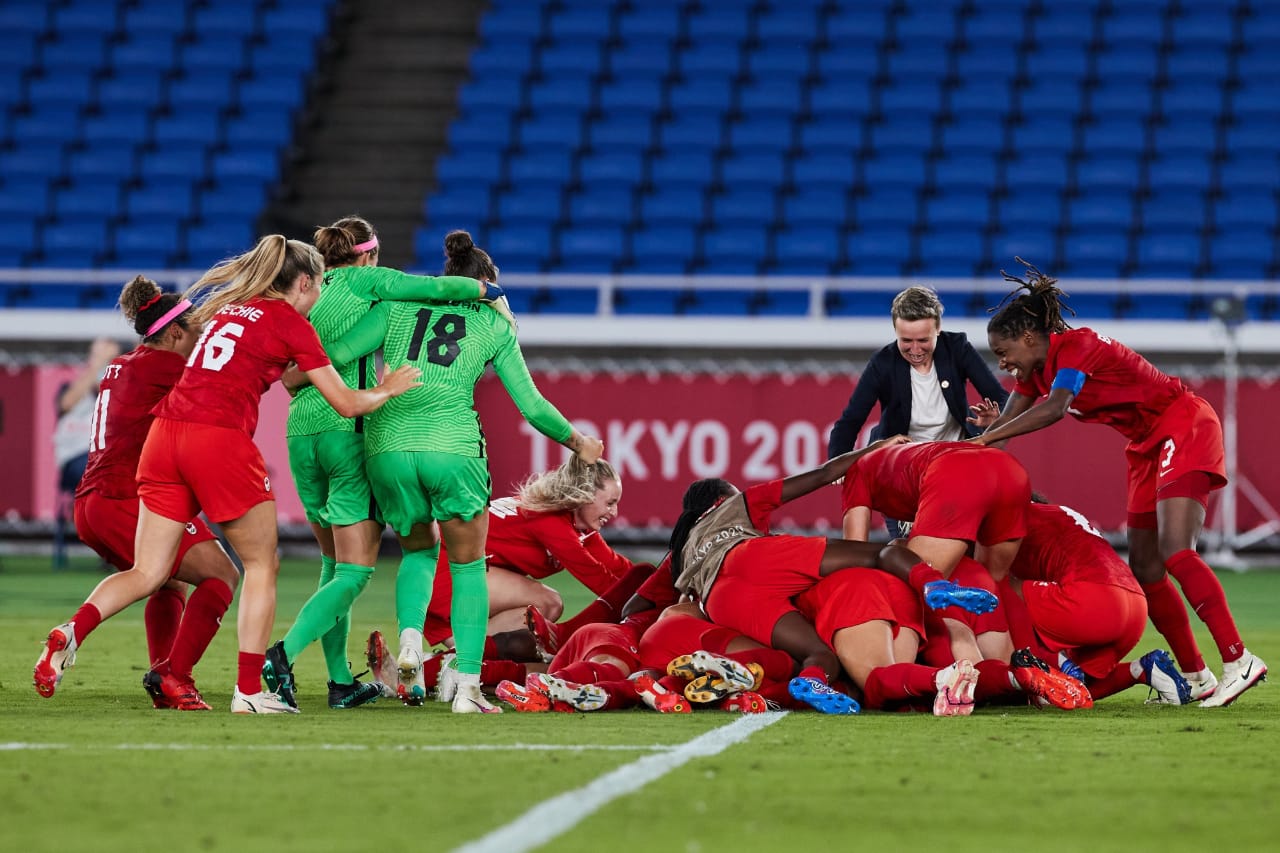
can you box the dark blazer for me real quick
[827,330,1010,457]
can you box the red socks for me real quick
[862,663,940,709]
[166,578,233,681]
[557,660,626,684]
[1142,576,1206,673]
[1087,663,1139,701]
[908,562,946,592]
[973,659,1018,703]
[237,652,265,695]
[479,658,524,687]
[1165,549,1244,662]
[594,679,641,711]
[797,665,829,684]
[143,586,186,668]
[70,603,103,643]
[726,647,796,683]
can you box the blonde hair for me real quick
[518,457,619,513]
[185,235,323,324]
[891,286,944,324]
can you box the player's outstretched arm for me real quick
[306,363,420,418]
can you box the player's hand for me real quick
[281,363,308,394]
[380,365,422,397]
[868,434,911,451]
[966,397,1000,428]
[480,281,505,302]
[573,433,605,465]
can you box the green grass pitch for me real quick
[2,554,1278,853]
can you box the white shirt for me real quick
[909,363,963,442]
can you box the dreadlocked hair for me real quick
[667,478,737,581]
[986,257,1075,340]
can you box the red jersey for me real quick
[482,496,634,595]
[154,298,328,436]
[841,440,979,521]
[1014,327,1187,442]
[76,346,186,500]
[1009,504,1141,593]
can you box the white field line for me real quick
[0,742,674,753]
[453,710,789,853]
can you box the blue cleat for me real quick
[1139,649,1192,705]
[788,676,860,715]
[923,580,999,614]
[1057,653,1087,683]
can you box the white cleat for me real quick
[1201,650,1267,708]
[452,682,501,714]
[690,650,759,693]
[435,653,460,703]
[528,672,608,711]
[33,621,78,698]
[396,646,426,706]
[933,660,978,717]
[231,688,300,714]
[1184,669,1219,702]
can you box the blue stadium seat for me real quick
[197,180,267,221]
[1213,191,1279,230]
[597,78,663,113]
[1146,156,1214,190]
[925,192,993,227]
[1067,193,1135,231]
[649,151,717,186]
[862,153,929,188]
[708,187,776,227]
[184,222,255,266]
[52,182,121,221]
[614,287,689,315]
[852,187,919,226]
[845,228,911,275]
[826,287,903,316]
[81,111,152,144]
[798,116,867,155]
[780,189,849,227]
[700,227,769,274]
[995,193,1064,230]
[1075,155,1142,190]
[1221,156,1280,190]
[124,185,196,223]
[629,227,696,269]
[110,221,180,268]
[1208,230,1273,279]
[792,154,857,188]
[577,152,644,185]
[486,225,553,270]
[1133,233,1202,278]
[685,289,755,316]
[808,80,876,115]
[676,39,744,76]
[719,153,787,188]
[567,190,634,226]
[915,228,986,276]
[166,74,237,110]
[990,230,1058,269]
[67,144,138,179]
[640,187,706,226]
[658,115,725,150]
[868,116,936,154]
[1080,118,1147,155]
[41,221,110,267]
[1062,232,1130,277]
[1140,189,1208,230]
[772,227,839,274]
[932,155,999,191]
[556,227,624,271]
[1003,155,1071,192]
[1009,116,1077,155]
[1151,118,1218,156]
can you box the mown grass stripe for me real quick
[0,742,676,753]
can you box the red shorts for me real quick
[137,418,274,524]
[550,623,641,673]
[915,451,1030,545]
[1022,580,1148,678]
[921,556,1007,666]
[422,563,456,646]
[1125,394,1227,520]
[637,613,738,672]
[703,535,827,646]
[795,570,924,647]
[73,491,217,575]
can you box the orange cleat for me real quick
[496,679,552,712]
[720,691,768,713]
[633,674,692,714]
[33,622,78,699]
[1011,648,1094,710]
[143,662,211,711]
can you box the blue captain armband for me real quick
[1050,368,1086,395]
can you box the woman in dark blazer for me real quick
[828,287,1009,535]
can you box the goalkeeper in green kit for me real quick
[328,229,601,713]
[264,216,498,710]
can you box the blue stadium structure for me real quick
[1,0,1278,320]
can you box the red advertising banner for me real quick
[6,366,1278,541]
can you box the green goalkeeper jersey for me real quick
[355,299,573,457]
[286,266,482,437]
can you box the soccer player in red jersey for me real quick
[669,438,999,715]
[1001,502,1191,704]
[34,236,421,714]
[65,276,240,711]
[976,260,1266,707]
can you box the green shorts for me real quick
[287,432,380,527]
[366,451,491,536]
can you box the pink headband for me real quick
[146,299,192,336]
[353,237,379,253]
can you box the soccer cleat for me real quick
[1184,669,1219,702]
[496,679,552,712]
[524,604,560,661]
[452,681,501,714]
[527,672,608,711]
[684,673,737,703]
[327,679,382,710]
[933,660,979,717]
[633,674,692,713]
[231,687,300,714]
[923,580,999,615]
[33,622,78,698]
[1056,654,1087,684]
[788,676,860,715]
[1139,649,1193,706]
[262,641,298,709]
[1011,649,1093,710]
[143,665,212,711]
[720,691,768,713]
[365,630,398,698]
[690,650,762,692]
[435,653,460,702]
[666,654,700,680]
[1201,650,1267,708]
[397,645,426,706]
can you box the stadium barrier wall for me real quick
[5,364,1277,542]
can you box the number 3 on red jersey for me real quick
[187,322,245,371]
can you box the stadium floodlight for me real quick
[1205,290,1280,568]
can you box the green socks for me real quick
[396,544,440,636]
[283,560,374,680]
[450,557,489,676]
